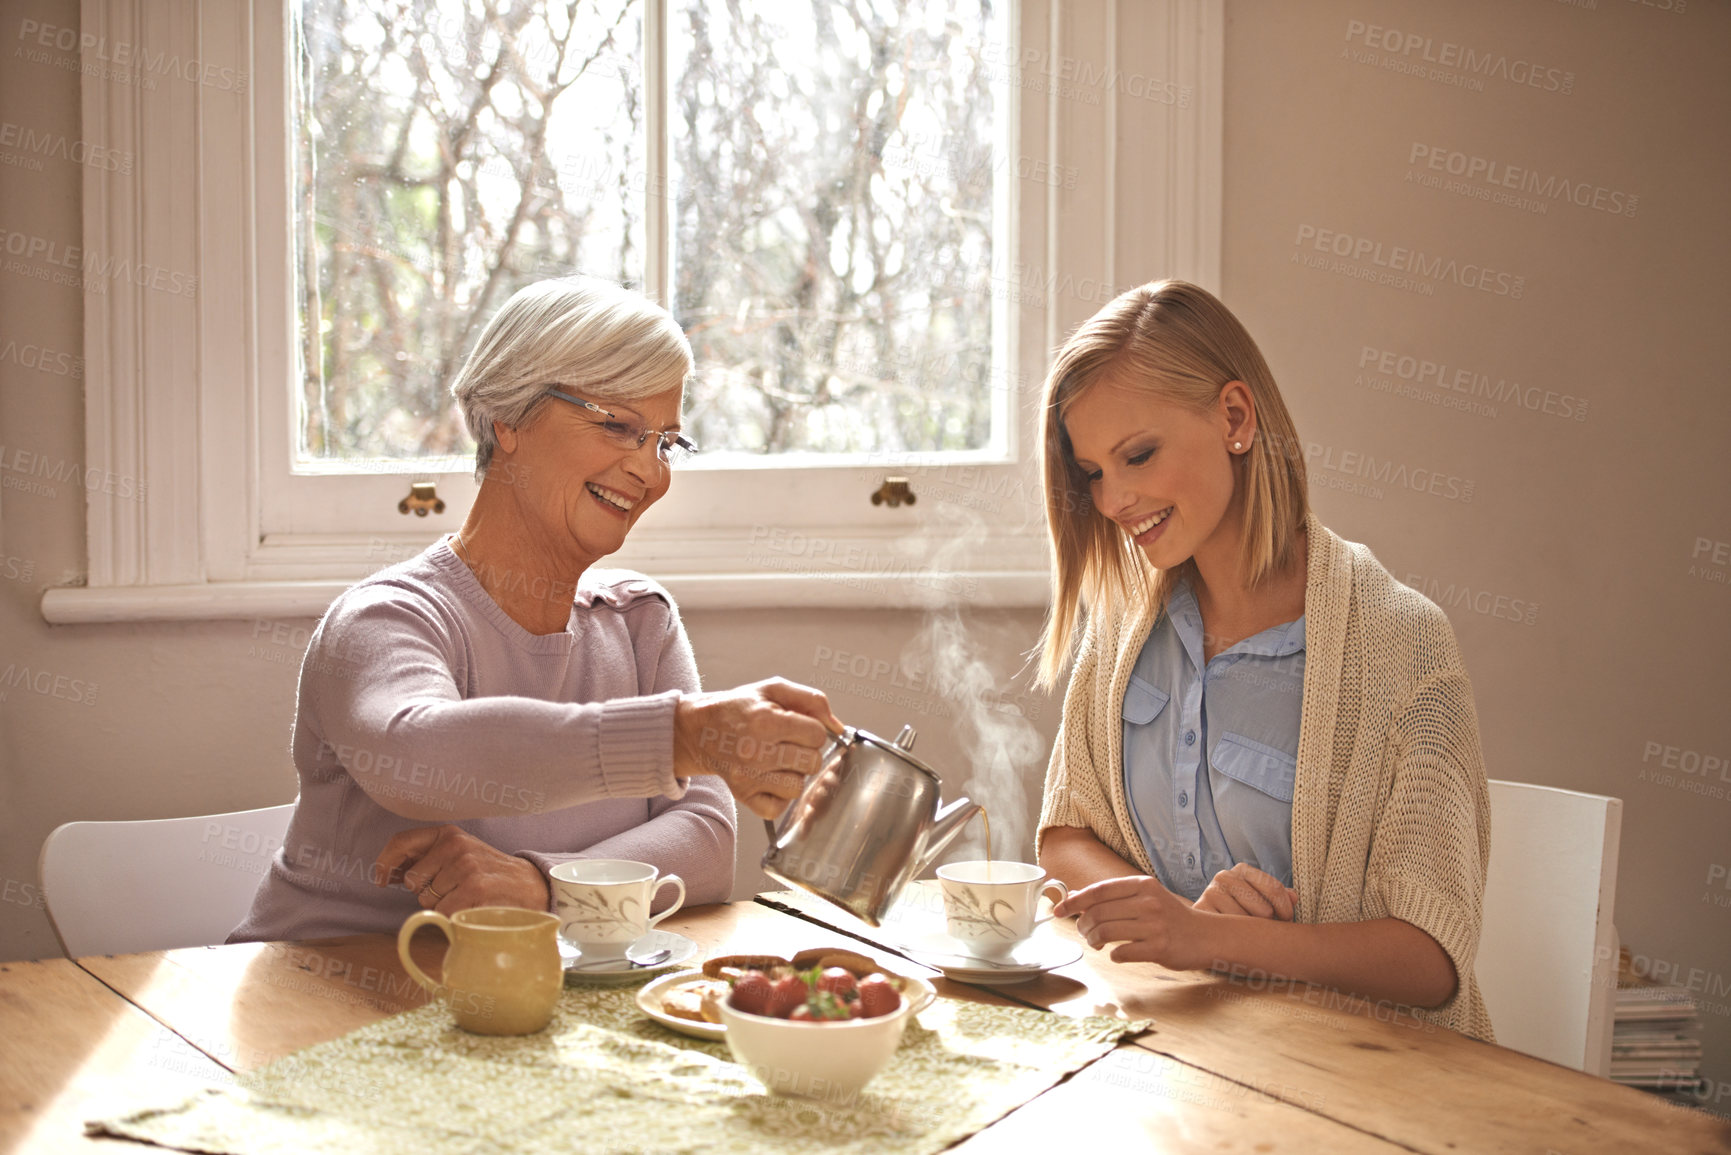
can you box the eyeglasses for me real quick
[543,387,697,466]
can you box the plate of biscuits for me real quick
[635,947,901,1040]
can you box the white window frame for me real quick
[43,0,1221,624]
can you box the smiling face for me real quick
[1061,373,1253,573]
[493,386,683,567]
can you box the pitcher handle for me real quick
[1032,879,1070,928]
[397,909,453,999]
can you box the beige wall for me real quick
[1221,0,1731,1092]
[0,0,1725,1100]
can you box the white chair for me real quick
[1476,780,1622,1076]
[39,803,295,958]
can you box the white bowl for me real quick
[718,974,935,1101]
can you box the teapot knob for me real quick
[894,724,917,750]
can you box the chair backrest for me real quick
[1477,780,1621,1076]
[38,803,295,958]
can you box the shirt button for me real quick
[1178,791,1189,808]
[1184,730,1196,747]
[1186,853,1195,868]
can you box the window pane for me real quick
[295,0,645,463]
[670,0,1004,458]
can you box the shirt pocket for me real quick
[1210,732,1297,803]
[1122,676,1171,726]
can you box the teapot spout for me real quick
[912,797,984,877]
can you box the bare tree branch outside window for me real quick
[295,0,1001,465]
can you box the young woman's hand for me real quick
[1193,863,1299,920]
[1053,875,1216,970]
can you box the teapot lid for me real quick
[844,723,945,784]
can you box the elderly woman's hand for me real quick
[674,677,843,820]
[374,824,551,913]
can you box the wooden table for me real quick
[2,897,1724,1154]
[763,883,1731,1155]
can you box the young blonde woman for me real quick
[1035,280,1493,1040]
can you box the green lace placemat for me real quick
[89,985,1146,1154]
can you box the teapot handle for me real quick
[762,729,850,846]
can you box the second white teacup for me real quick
[549,859,685,962]
[937,860,1069,961]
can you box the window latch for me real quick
[397,481,446,517]
[870,477,916,508]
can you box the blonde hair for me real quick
[1035,280,1308,688]
[450,277,692,478]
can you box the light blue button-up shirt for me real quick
[1120,579,1306,900]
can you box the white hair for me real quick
[449,277,693,478]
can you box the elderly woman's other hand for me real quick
[1193,863,1299,920]
[374,824,552,913]
[674,677,843,820]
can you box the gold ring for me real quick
[422,883,446,901]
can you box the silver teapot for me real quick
[762,724,981,926]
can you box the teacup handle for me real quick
[1032,878,1070,928]
[397,909,453,998]
[644,873,686,929]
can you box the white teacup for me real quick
[937,860,1069,961]
[549,859,685,961]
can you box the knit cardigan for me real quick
[1036,514,1494,1041]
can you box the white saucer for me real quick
[635,969,726,1040]
[561,930,701,985]
[895,932,1082,985]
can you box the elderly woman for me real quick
[231,278,839,942]
[1035,280,1493,1040]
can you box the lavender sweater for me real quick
[229,540,735,943]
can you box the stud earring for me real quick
[1232,441,1243,451]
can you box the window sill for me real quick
[39,569,1051,624]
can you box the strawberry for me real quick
[855,975,901,1018]
[816,966,857,1000]
[788,1004,818,1021]
[764,973,807,1019]
[729,972,772,1017]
